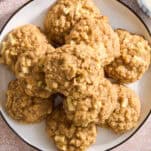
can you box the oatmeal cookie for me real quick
[0,24,50,71]
[46,105,97,151]
[44,44,103,96]
[105,29,151,83]
[44,0,101,46]
[63,84,102,127]
[66,17,120,65]
[107,85,141,133]
[14,49,54,98]
[63,79,117,127]
[96,79,117,126]
[5,80,53,123]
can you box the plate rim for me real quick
[0,0,151,151]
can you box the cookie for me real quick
[44,44,103,96]
[96,79,117,126]
[66,17,120,66]
[44,0,100,46]
[0,24,50,71]
[105,29,151,83]
[107,85,141,133]
[63,84,102,127]
[14,49,54,98]
[46,105,97,151]
[63,79,117,127]
[5,80,53,123]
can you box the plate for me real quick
[0,0,151,150]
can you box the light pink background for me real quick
[0,0,151,151]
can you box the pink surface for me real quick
[0,0,151,151]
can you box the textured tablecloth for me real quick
[0,0,151,151]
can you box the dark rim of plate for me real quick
[0,0,151,151]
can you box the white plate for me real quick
[0,0,151,151]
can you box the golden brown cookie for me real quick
[66,17,120,66]
[63,84,102,127]
[96,79,117,126]
[14,49,54,98]
[0,24,50,71]
[44,0,101,46]
[44,44,103,96]
[107,85,141,133]
[5,80,53,123]
[105,29,151,83]
[64,79,117,127]
[46,105,97,151]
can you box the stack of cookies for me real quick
[0,0,151,150]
